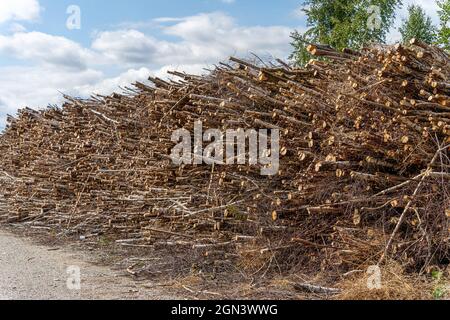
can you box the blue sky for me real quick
[0,0,442,129]
[13,0,305,47]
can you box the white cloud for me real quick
[0,32,94,69]
[161,12,293,60]
[153,63,210,79]
[162,12,236,41]
[293,4,310,20]
[75,67,153,96]
[0,11,295,129]
[8,23,27,33]
[93,12,293,68]
[0,0,41,24]
[0,65,103,115]
[92,30,162,65]
[0,65,156,122]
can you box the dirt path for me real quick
[0,229,176,300]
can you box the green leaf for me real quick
[290,0,402,65]
[431,270,443,281]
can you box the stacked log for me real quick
[0,39,449,274]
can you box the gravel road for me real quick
[0,229,175,300]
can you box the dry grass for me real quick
[335,262,435,300]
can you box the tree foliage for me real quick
[290,0,402,66]
[399,5,437,44]
[437,0,450,50]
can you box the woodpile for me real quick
[0,39,449,275]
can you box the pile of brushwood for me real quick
[0,39,449,278]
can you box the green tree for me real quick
[290,0,402,66]
[399,5,437,44]
[437,0,450,50]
